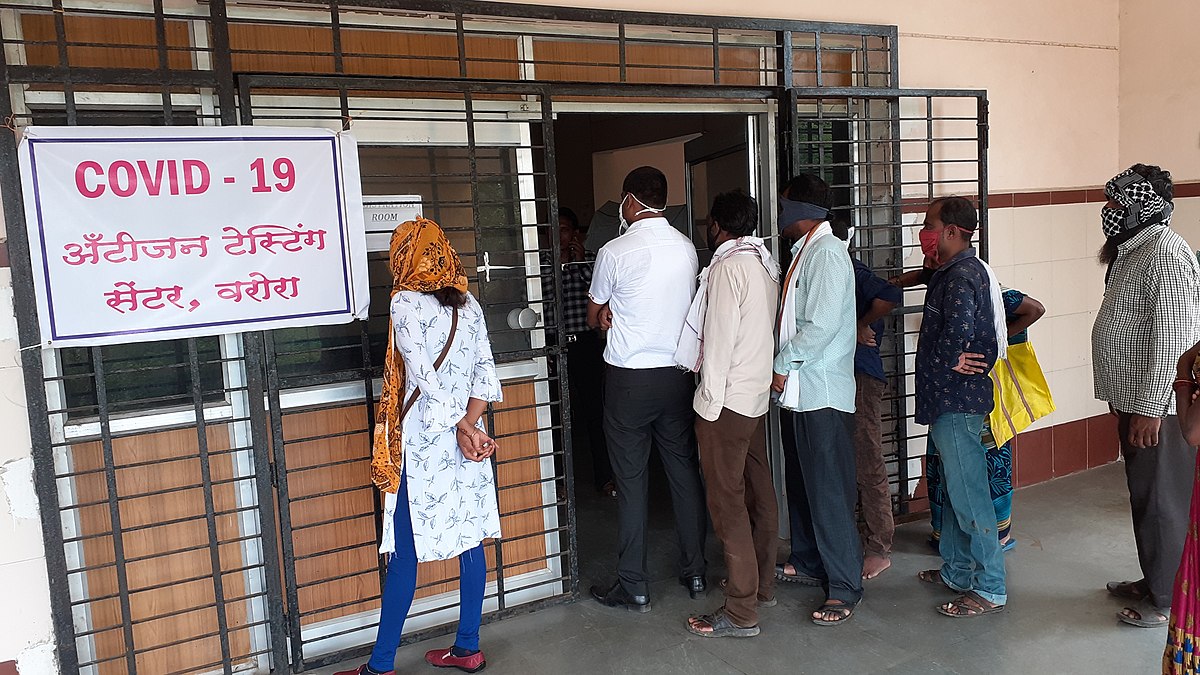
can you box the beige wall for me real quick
[1119,0,1200,182]
[500,0,1122,192]
[592,138,690,208]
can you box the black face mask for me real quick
[706,222,721,251]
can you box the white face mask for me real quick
[618,193,665,234]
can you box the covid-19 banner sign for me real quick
[17,126,370,348]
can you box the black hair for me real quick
[933,196,977,241]
[782,173,832,210]
[1130,163,1174,202]
[709,190,758,237]
[431,287,468,308]
[830,218,851,242]
[558,206,580,229]
[622,166,668,209]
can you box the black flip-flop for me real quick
[811,600,856,626]
[686,608,760,638]
[775,564,823,586]
[1106,580,1148,601]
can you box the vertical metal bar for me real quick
[860,34,868,86]
[925,96,934,200]
[711,27,720,85]
[241,331,292,673]
[887,26,900,89]
[49,0,75,124]
[540,90,577,598]
[976,96,990,260]
[152,0,174,124]
[814,31,822,88]
[618,23,627,83]
[90,346,140,675]
[456,13,468,78]
[777,30,795,184]
[187,338,234,675]
[207,0,238,125]
[0,63,81,674]
[330,0,344,75]
[260,331,304,672]
[887,95,908,514]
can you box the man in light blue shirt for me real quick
[771,173,863,626]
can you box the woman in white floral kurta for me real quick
[381,290,503,561]
[342,218,503,675]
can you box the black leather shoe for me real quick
[590,582,651,613]
[680,575,707,599]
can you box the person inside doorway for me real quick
[772,173,863,626]
[586,166,707,612]
[679,190,780,638]
[559,207,615,498]
[912,197,1005,619]
[337,217,503,675]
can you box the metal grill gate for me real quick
[0,2,986,673]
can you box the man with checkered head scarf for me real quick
[1092,164,1200,629]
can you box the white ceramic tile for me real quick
[1051,257,1103,316]
[1009,262,1056,310]
[0,366,32,466]
[984,207,1015,267]
[1049,202,1094,262]
[1010,205,1056,264]
[1046,312,1092,372]
[0,557,53,658]
[1048,365,1095,424]
[0,460,46,567]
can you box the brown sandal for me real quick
[686,608,760,638]
[937,591,1005,618]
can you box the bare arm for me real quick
[857,298,898,347]
[1176,343,1200,446]
[587,300,612,330]
[1007,296,1046,338]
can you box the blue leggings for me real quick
[367,472,487,673]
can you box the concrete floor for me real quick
[317,462,1170,674]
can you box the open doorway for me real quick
[549,111,763,588]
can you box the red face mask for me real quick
[919,228,941,263]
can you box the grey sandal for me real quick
[686,608,760,638]
[1117,599,1168,628]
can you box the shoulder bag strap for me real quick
[399,307,460,422]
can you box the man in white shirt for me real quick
[681,191,780,639]
[586,166,706,612]
[772,173,863,626]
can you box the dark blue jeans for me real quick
[367,472,487,672]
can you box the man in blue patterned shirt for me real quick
[914,196,1004,618]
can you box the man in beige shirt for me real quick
[680,190,781,638]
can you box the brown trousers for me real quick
[853,374,894,558]
[696,409,779,627]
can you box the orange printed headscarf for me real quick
[370,217,469,494]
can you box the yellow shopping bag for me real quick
[988,341,1056,449]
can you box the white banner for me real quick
[17,125,370,348]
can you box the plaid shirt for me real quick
[540,251,596,336]
[1092,224,1200,417]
